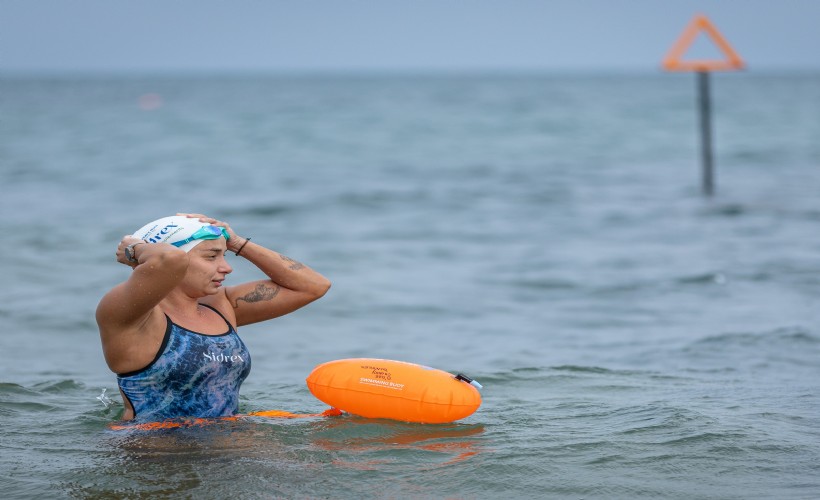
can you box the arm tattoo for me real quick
[233,283,280,308]
[280,254,305,271]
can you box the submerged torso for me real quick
[117,305,251,421]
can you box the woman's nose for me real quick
[219,257,233,274]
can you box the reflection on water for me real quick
[67,416,486,498]
[312,417,486,470]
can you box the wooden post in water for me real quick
[661,14,744,196]
[697,71,714,196]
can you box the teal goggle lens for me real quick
[171,225,230,248]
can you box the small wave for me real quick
[30,379,86,393]
[0,379,121,424]
[0,382,39,396]
[677,327,820,374]
[0,379,88,401]
[674,272,728,286]
[698,200,820,223]
[336,189,430,209]
[474,367,555,386]
[243,205,293,217]
[230,204,295,217]
[1,401,57,413]
[801,209,820,221]
[550,365,643,376]
[699,203,747,217]
[507,278,578,291]
[658,431,748,446]
[690,326,820,348]
[477,365,660,385]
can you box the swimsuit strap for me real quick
[200,303,235,331]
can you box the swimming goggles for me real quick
[171,225,230,247]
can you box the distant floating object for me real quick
[139,93,163,111]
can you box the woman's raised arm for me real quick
[96,236,189,331]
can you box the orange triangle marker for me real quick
[662,14,744,72]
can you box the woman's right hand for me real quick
[116,236,146,267]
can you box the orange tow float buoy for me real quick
[306,358,482,423]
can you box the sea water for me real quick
[1,73,819,499]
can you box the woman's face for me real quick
[181,238,233,297]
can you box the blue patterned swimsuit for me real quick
[117,304,251,421]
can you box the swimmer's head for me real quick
[132,216,229,253]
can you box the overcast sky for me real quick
[2,0,818,74]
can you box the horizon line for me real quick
[2,65,818,79]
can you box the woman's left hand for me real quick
[177,213,246,254]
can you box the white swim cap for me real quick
[133,216,229,253]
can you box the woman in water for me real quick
[96,213,331,422]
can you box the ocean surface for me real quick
[1,72,819,499]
